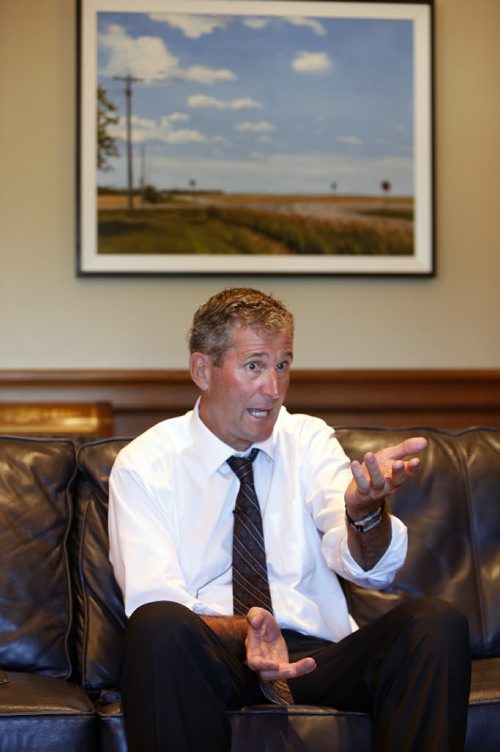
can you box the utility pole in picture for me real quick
[113,75,143,213]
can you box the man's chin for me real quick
[244,413,277,442]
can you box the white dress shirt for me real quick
[108,404,407,642]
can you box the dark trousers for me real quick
[120,597,471,752]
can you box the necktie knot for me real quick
[226,447,259,480]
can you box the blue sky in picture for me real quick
[97,10,414,196]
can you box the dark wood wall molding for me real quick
[1,369,499,437]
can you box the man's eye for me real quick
[277,361,289,371]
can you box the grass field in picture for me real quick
[97,194,414,257]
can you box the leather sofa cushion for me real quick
[72,439,129,693]
[458,430,500,655]
[96,695,128,752]
[229,705,372,752]
[0,671,95,752]
[467,658,500,750]
[0,436,75,679]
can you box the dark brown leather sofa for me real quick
[0,426,499,751]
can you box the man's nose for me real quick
[260,369,280,397]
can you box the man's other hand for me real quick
[245,607,316,681]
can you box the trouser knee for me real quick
[402,597,468,634]
[123,600,208,672]
[126,600,198,641]
[395,597,470,656]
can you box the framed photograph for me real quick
[77,0,434,275]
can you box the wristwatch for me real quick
[345,500,386,533]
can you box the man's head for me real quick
[188,288,294,450]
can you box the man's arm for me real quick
[200,615,248,659]
[344,437,427,571]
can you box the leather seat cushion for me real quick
[0,671,95,752]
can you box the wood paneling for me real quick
[0,370,499,437]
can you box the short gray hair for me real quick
[188,287,294,366]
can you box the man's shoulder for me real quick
[273,408,348,472]
[276,407,333,441]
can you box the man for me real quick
[109,287,470,752]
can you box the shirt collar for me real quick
[190,398,276,476]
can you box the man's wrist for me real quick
[345,500,386,533]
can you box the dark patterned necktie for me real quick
[227,449,293,705]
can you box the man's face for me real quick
[196,324,293,451]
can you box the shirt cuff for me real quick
[321,514,408,589]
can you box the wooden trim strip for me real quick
[1,369,499,435]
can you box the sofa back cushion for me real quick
[335,426,500,658]
[73,438,129,692]
[0,435,75,678]
[457,429,500,655]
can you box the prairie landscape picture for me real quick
[81,1,432,274]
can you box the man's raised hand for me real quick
[345,437,427,514]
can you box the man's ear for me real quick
[189,352,212,392]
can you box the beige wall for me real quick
[1,0,499,369]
